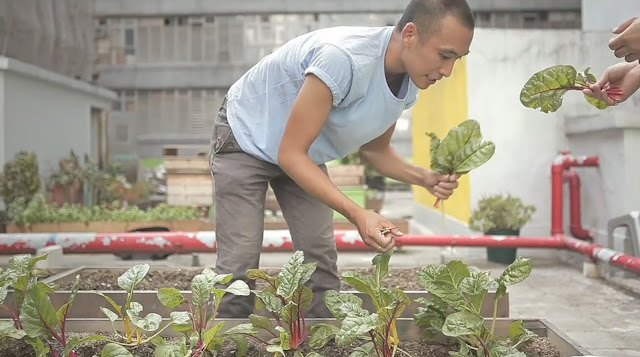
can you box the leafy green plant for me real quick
[316,249,412,357]
[96,263,190,353]
[468,194,536,234]
[520,64,624,113]
[156,267,254,357]
[0,151,41,208]
[8,194,202,225]
[244,251,323,356]
[414,257,535,356]
[427,120,495,208]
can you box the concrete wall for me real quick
[466,28,640,239]
[582,0,640,31]
[94,0,580,16]
[0,57,116,176]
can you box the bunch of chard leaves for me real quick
[427,119,495,208]
[155,267,254,357]
[315,249,411,357]
[414,257,535,357]
[95,263,192,355]
[245,250,323,357]
[520,64,623,113]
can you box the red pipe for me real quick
[2,231,639,274]
[564,169,593,239]
[551,153,599,238]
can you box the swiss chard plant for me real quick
[520,64,624,113]
[414,257,535,357]
[427,119,495,209]
[96,263,191,355]
[155,267,254,357]
[315,249,412,357]
[244,251,323,357]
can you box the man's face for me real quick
[401,15,474,89]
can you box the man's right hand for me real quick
[583,62,640,105]
[352,209,403,252]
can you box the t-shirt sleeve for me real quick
[303,44,354,106]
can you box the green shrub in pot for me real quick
[468,194,536,264]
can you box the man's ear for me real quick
[402,22,418,46]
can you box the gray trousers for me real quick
[209,97,340,318]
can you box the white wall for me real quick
[582,0,640,31]
[0,57,116,176]
[466,29,640,236]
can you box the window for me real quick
[124,28,135,55]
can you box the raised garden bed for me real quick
[0,318,588,357]
[8,266,509,319]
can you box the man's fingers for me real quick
[614,46,631,58]
[625,53,640,63]
[613,17,637,34]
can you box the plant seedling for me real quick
[427,119,495,209]
[316,249,412,357]
[414,257,535,356]
[520,64,624,113]
[246,251,323,357]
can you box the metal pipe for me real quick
[2,231,640,274]
[564,236,640,274]
[551,153,599,237]
[565,169,593,240]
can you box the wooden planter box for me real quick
[1,266,508,320]
[12,318,588,356]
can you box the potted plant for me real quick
[468,193,536,264]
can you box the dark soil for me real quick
[51,267,426,291]
[0,332,563,357]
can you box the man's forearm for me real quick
[359,146,426,186]
[279,152,364,222]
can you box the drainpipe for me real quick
[551,152,599,238]
[564,169,593,239]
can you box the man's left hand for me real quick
[421,168,460,200]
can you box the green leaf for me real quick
[340,272,377,299]
[223,322,257,335]
[335,314,380,346]
[509,320,536,345]
[154,343,184,357]
[25,336,49,357]
[277,251,316,298]
[519,65,577,113]
[294,285,314,311]
[129,312,162,332]
[427,132,441,158]
[248,313,273,332]
[157,287,185,308]
[492,345,527,357]
[452,139,495,174]
[117,264,149,292]
[498,257,533,286]
[56,274,81,325]
[349,342,375,357]
[203,321,225,346]
[255,290,283,315]
[441,311,484,337]
[97,293,123,318]
[0,320,26,339]
[100,307,119,322]
[435,120,483,169]
[323,291,363,321]
[372,250,393,284]
[66,335,110,355]
[227,335,249,357]
[21,283,58,339]
[420,260,471,310]
[275,325,291,350]
[169,311,191,326]
[223,280,251,296]
[309,323,340,349]
[192,273,213,307]
[201,268,233,286]
[584,94,609,110]
[246,269,275,283]
[101,343,133,357]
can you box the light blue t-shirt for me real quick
[225,26,419,165]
